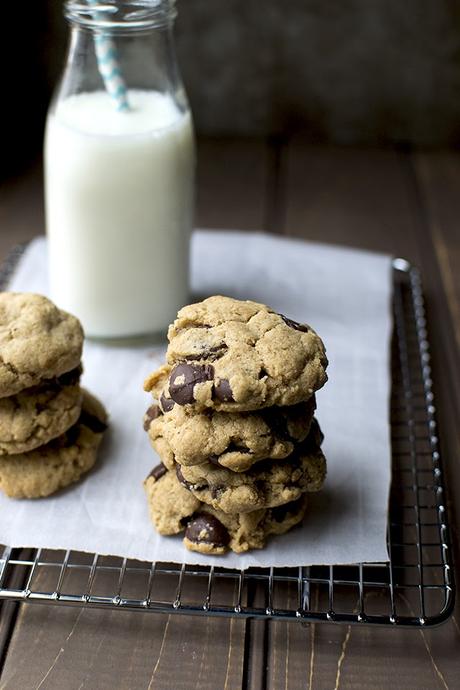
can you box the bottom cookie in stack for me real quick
[144,466,309,555]
[0,390,107,499]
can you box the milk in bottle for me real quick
[45,90,194,337]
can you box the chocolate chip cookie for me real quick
[174,420,326,514]
[144,396,316,472]
[0,390,107,498]
[144,296,328,412]
[0,367,83,455]
[0,292,84,397]
[144,466,308,554]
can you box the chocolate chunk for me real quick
[185,513,230,547]
[147,463,167,481]
[79,410,108,434]
[175,463,193,490]
[208,454,221,466]
[175,464,208,492]
[160,393,175,413]
[213,378,234,402]
[279,314,309,332]
[169,363,214,405]
[143,404,160,431]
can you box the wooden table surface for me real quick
[0,140,459,689]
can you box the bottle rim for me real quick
[65,1,177,32]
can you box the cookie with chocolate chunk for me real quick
[0,390,107,498]
[144,466,308,554]
[175,420,326,514]
[0,367,83,455]
[0,292,84,398]
[144,396,316,472]
[144,295,327,412]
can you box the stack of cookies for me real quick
[0,292,107,499]
[143,295,328,555]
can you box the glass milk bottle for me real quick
[45,0,195,338]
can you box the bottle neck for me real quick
[65,1,177,33]
[51,1,188,116]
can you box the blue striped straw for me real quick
[87,0,130,112]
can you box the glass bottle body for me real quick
[44,2,195,338]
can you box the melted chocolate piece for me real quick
[79,410,108,434]
[279,314,309,332]
[169,363,214,405]
[185,513,230,547]
[143,404,160,431]
[147,463,167,482]
[213,378,234,402]
[175,464,209,492]
[160,393,175,413]
[175,463,193,490]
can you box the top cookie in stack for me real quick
[145,296,327,412]
[143,295,328,555]
[0,293,107,498]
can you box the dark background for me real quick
[3,0,460,177]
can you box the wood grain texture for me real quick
[0,603,246,690]
[412,152,460,351]
[284,144,423,260]
[1,142,460,689]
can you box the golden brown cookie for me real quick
[0,292,84,397]
[0,368,83,455]
[144,295,328,412]
[0,390,107,499]
[174,419,326,514]
[144,466,308,554]
[144,396,316,472]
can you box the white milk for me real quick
[45,90,195,338]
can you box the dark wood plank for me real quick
[274,143,460,689]
[0,603,246,690]
[412,151,460,353]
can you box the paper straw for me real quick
[87,0,130,112]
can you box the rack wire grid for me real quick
[0,253,455,627]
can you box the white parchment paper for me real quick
[0,232,393,567]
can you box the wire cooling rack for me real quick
[0,253,455,627]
